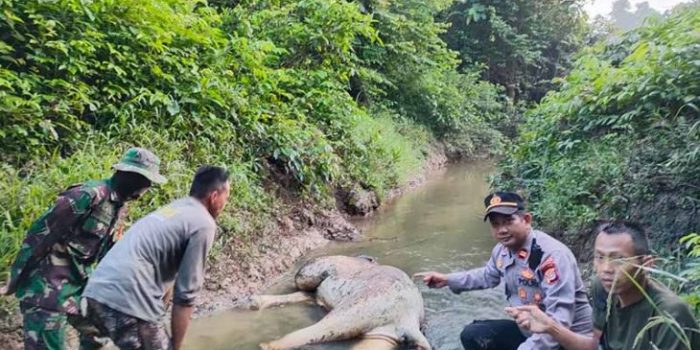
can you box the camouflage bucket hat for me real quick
[112,147,167,184]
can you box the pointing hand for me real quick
[413,272,449,289]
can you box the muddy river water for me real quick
[184,162,506,350]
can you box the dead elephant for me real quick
[251,255,431,350]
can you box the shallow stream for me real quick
[185,162,506,350]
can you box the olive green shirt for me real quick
[592,278,700,350]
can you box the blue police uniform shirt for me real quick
[447,229,593,350]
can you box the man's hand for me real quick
[163,287,174,309]
[505,305,555,333]
[413,272,449,289]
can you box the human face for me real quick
[113,171,152,201]
[593,232,646,295]
[488,212,532,249]
[207,181,231,218]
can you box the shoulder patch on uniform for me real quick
[540,256,556,270]
[541,256,559,284]
[544,268,559,284]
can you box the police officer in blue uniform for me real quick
[417,192,593,350]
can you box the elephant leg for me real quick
[403,326,431,350]
[260,312,362,350]
[354,324,431,350]
[351,325,400,350]
[249,292,315,310]
[350,338,397,350]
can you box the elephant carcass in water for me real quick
[251,255,431,350]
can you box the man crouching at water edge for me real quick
[506,221,700,350]
[415,192,593,350]
[81,166,231,350]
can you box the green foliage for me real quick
[495,6,700,243]
[0,130,271,280]
[0,0,515,289]
[652,233,700,320]
[441,0,588,102]
[340,108,431,198]
[679,234,700,316]
[0,0,237,160]
[350,0,507,157]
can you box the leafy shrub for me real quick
[494,7,700,243]
[1,0,510,285]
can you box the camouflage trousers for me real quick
[20,304,109,350]
[84,298,171,350]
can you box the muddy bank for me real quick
[196,143,448,315]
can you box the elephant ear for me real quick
[355,254,378,264]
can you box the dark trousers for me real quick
[85,298,171,350]
[20,303,108,350]
[460,319,527,350]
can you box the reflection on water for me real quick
[185,162,506,350]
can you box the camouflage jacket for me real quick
[9,179,127,314]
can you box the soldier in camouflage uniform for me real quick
[2,148,167,350]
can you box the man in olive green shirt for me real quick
[506,221,699,350]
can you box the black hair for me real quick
[596,220,650,256]
[189,165,230,199]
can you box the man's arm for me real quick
[171,225,216,350]
[506,304,601,350]
[415,246,503,292]
[171,304,194,350]
[445,246,503,293]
